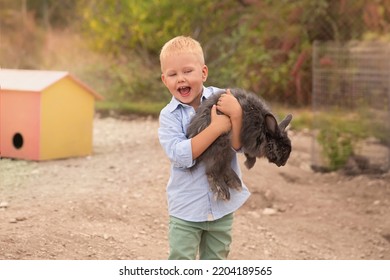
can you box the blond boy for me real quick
[158,36,250,260]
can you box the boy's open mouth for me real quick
[178,86,191,97]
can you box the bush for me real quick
[315,112,369,171]
[317,126,355,171]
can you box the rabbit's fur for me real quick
[187,88,292,200]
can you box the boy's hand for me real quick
[191,105,232,160]
[217,89,243,150]
[216,89,242,120]
[210,105,231,134]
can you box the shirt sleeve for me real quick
[158,108,195,169]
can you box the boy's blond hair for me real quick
[160,36,205,70]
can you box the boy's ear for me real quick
[202,65,208,82]
[161,73,167,85]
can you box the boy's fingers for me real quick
[211,104,217,116]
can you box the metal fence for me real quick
[312,41,390,173]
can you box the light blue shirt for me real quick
[158,86,250,222]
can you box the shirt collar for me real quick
[166,86,214,113]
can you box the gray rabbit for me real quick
[187,88,292,200]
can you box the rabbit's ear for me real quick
[279,114,293,131]
[265,114,278,134]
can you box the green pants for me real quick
[168,213,234,260]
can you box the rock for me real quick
[262,208,278,216]
[343,157,361,176]
[0,201,9,208]
[8,217,27,223]
[248,211,261,219]
[382,234,390,243]
[264,189,275,201]
[103,234,115,241]
[300,162,312,172]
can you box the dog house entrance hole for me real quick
[13,133,24,149]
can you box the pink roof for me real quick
[0,68,103,100]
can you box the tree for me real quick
[78,0,390,104]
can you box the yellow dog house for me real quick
[0,69,103,161]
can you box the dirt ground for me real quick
[1,116,389,260]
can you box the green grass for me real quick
[95,101,167,117]
[96,101,316,130]
[96,101,388,172]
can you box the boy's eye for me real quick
[184,70,193,74]
[168,73,176,77]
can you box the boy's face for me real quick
[161,53,208,109]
